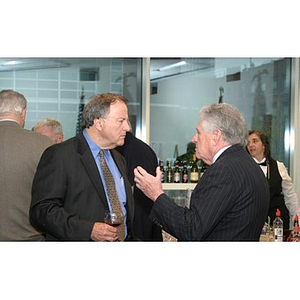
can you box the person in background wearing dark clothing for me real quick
[247,130,299,230]
[116,131,163,241]
[30,93,135,241]
[134,103,270,241]
[0,90,53,240]
[176,142,196,166]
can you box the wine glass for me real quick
[104,211,124,227]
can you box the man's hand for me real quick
[90,222,118,241]
[134,166,164,202]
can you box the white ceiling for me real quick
[0,57,282,80]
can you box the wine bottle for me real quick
[166,160,173,183]
[182,162,188,183]
[273,209,283,242]
[200,162,208,177]
[173,161,180,183]
[159,160,165,183]
[190,154,199,183]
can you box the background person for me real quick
[134,103,270,241]
[30,93,135,241]
[176,141,196,166]
[247,130,299,230]
[0,90,53,240]
[33,117,64,143]
[116,131,163,241]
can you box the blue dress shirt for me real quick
[83,130,127,236]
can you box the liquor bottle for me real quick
[159,160,165,183]
[173,161,180,183]
[182,162,188,183]
[166,160,173,183]
[287,215,300,242]
[190,154,199,183]
[273,208,283,242]
[293,214,299,228]
[200,162,208,177]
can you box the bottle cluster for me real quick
[159,155,208,184]
[261,210,300,242]
[273,209,300,242]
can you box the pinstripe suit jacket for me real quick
[30,132,135,241]
[150,144,270,241]
[0,120,53,240]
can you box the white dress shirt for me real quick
[253,157,300,218]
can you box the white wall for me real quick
[149,62,280,162]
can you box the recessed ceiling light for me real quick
[1,60,22,66]
[156,61,187,72]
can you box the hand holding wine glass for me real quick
[104,211,124,227]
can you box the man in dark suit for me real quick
[30,93,135,241]
[134,103,270,241]
[116,131,163,241]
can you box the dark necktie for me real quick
[258,161,267,166]
[99,150,125,241]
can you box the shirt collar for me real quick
[252,157,266,164]
[0,118,20,124]
[212,145,232,163]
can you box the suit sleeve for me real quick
[149,163,236,240]
[30,146,94,240]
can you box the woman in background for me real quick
[247,130,299,230]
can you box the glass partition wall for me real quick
[0,58,143,139]
[0,57,293,170]
[149,58,292,169]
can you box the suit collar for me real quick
[213,145,232,163]
[76,133,109,209]
[0,120,22,127]
[216,144,243,161]
[76,132,90,155]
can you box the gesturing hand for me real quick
[133,166,164,202]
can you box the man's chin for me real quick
[117,140,125,147]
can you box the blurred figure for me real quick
[116,131,163,241]
[176,142,196,166]
[33,117,64,143]
[247,130,299,229]
[0,90,53,240]
[134,103,269,241]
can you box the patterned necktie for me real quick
[99,150,125,241]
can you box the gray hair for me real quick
[0,89,27,116]
[199,103,248,147]
[33,118,63,135]
[81,93,127,129]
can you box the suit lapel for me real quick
[77,133,109,209]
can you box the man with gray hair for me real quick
[134,103,270,241]
[33,118,64,143]
[0,90,53,240]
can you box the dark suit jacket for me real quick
[116,132,163,241]
[150,144,270,241]
[30,132,135,241]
